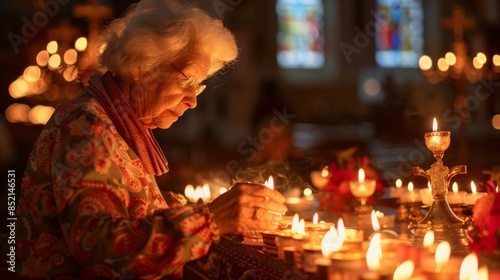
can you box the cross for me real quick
[47,19,83,45]
[442,6,475,43]
[73,0,113,43]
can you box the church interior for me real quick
[2,0,499,193]
[1,0,500,277]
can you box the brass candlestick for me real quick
[409,130,472,256]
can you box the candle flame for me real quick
[408,181,414,192]
[321,166,329,177]
[298,219,306,235]
[428,181,431,190]
[470,181,477,194]
[202,183,211,201]
[393,260,414,280]
[337,218,345,240]
[459,253,478,280]
[313,212,319,224]
[184,184,195,202]
[358,168,365,182]
[433,118,438,132]
[264,176,274,190]
[366,233,381,271]
[423,231,435,248]
[321,226,339,257]
[396,179,402,188]
[435,241,451,269]
[371,210,380,232]
[478,266,489,280]
[291,213,300,233]
[303,188,313,198]
[452,182,459,193]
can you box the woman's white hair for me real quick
[97,0,238,82]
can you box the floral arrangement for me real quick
[318,147,385,214]
[469,177,500,256]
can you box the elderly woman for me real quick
[16,0,286,279]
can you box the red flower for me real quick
[470,192,500,255]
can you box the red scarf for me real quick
[86,72,169,175]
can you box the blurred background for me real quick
[1,0,500,198]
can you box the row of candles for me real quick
[389,179,491,206]
[257,211,497,279]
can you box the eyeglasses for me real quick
[170,63,206,96]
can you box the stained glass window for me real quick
[375,0,423,68]
[276,0,324,69]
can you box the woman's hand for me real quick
[207,182,287,234]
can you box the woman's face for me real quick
[132,55,210,129]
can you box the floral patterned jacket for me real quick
[16,93,218,279]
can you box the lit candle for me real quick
[349,168,376,198]
[401,182,421,203]
[264,176,274,190]
[447,182,466,205]
[184,184,195,202]
[393,260,415,280]
[419,182,433,207]
[464,181,487,205]
[425,118,451,153]
[420,241,462,279]
[435,241,451,273]
[303,187,314,200]
[390,179,404,198]
[459,253,478,280]
[310,166,330,189]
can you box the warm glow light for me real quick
[408,181,414,192]
[9,78,29,99]
[28,105,55,125]
[366,233,381,271]
[427,181,431,189]
[64,49,78,65]
[36,50,50,67]
[371,210,380,232]
[23,66,41,83]
[321,226,339,257]
[202,183,211,201]
[459,253,478,280]
[419,55,432,70]
[358,168,365,182]
[445,52,457,65]
[478,266,489,280]
[393,260,414,280]
[476,52,487,64]
[298,219,305,235]
[313,213,319,224]
[303,188,312,197]
[473,57,484,69]
[48,54,61,69]
[63,65,78,82]
[435,241,451,272]
[492,115,500,129]
[452,182,459,193]
[46,40,58,54]
[437,57,449,71]
[433,118,438,132]
[219,187,227,195]
[75,37,88,52]
[395,179,402,188]
[493,54,500,66]
[320,166,329,177]
[423,231,435,248]
[5,103,30,123]
[471,181,477,194]
[291,213,300,233]
[184,184,194,201]
[264,176,274,190]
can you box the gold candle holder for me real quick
[409,124,472,256]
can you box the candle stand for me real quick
[409,130,472,256]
